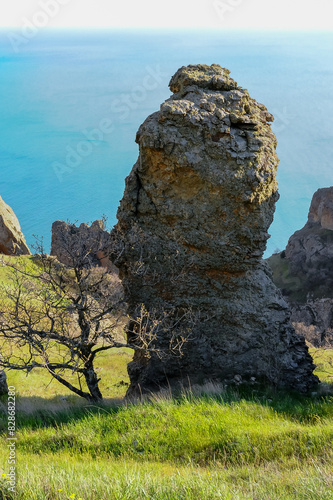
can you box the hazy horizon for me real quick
[1,0,332,30]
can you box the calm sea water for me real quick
[0,30,332,256]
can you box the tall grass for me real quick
[1,257,333,498]
[7,388,333,465]
[1,382,333,499]
[1,454,333,499]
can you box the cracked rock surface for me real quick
[113,64,318,395]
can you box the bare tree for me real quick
[0,229,189,402]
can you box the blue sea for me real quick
[0,29,332,256]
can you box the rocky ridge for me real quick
[113,64,318,395]
[51,220,115,270]
[268,187,333,346]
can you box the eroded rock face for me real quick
[308,187,333,230]
[0,196,30,256]
[268,187,333,346]
[292,299,333,347]
[51,220,115,270]
[113,64,318,394]
[285,188,333,282]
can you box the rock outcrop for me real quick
[291,299,333,347]
[284,187,333,295]
[308,187,333,230]
[267,187,333,346]
[0,196,30,255]
[51,220,115,270]
[113,64,318,395]
[0,370,8,396]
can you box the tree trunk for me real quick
[83,361,103,401]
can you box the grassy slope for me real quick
[266,230,333,302]
[0,257,333,499]
[1,382,333,499]
[0,255,133,401]
[2,454,333,500]
[266,253,306,302]
[312,349,333,383]
[0,255,37,284]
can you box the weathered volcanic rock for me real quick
[0,196,30,255]
[267,187,333,346]
[113,64,318,395]
[51,220,115,269]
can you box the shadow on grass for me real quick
[229,382,333,422]
[0,394,125,433]
[0,380,332,435]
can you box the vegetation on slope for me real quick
[266,253,306,302]
[1,379,333,499]
[0,256,333,499]
[266,226,333,303]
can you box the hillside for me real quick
[266,187,333,346]
[1,371,333,499]
[0,249,333,499]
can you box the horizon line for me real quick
[1,26,333,33]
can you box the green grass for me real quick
[0,254,132,402]
[1,381,333,499]
[311,348,333,383]
[266,253,306,302]
[1,454,333,499]
[0,256,38,286]
[3,347,133,403]
[9,391,333,463]
[1,257,333,499]
[3,347,332,403]
[0,329,332,499]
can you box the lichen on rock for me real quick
[112,64,318,395]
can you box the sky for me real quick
[0,0,332,31]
